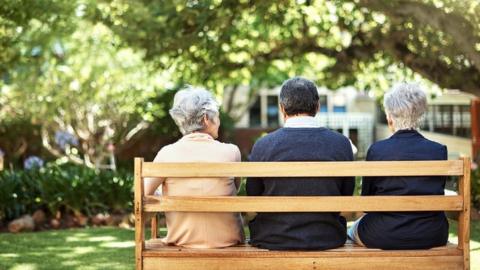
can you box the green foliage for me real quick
[140,88,182,138]
[95,0,480,97]
[0,0,77,71]
[0,118,43,167]
[1,19,170,168]
[0,163,133,222]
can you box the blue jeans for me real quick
[347,215,366,246]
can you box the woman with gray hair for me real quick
[348,82,449,250]
[144,86,244,248]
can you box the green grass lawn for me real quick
[0,221,479,270]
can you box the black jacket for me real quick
[358,129,449,250]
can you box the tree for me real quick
[94,0,480,97]
[2,20,166,168]
[0,0,76,72]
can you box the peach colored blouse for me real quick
[149,133,244,248]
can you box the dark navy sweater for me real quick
[246,127,355,250]
[358,129,449,250]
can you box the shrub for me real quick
[0,163,133,222]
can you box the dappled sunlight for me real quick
[100,241,135,248]
[87,236,117,242]
[60,260,81,267]
[66,236,85,242]
[0,253,19,258]
[66,232,90,240]
[10,263,38,270]
[0,227,135,269]
[66,247,96,257]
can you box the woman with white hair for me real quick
[144,86,244,248]
[348,82,449,249]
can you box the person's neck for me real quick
[283,113,313,121]
[191,130,216,138]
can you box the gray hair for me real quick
[383,82,427,131]
[169,86,219,135]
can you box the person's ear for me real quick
[386,114,395,132]
[279,104,287,120]
[203,114,210,127]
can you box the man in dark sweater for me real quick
[246,77,355,250]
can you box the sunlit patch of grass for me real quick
[0,227,135,270]
[10,264,38,270]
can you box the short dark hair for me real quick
[279,77,319,116]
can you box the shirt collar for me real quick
[284,116,320,128]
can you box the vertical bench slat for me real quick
[458,157,471,270]
[135,158,145,270]
[151,214,158,239]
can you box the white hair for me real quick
[383,82,427,131]
[169,86,219,135]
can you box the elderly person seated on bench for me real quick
[144,86,244,248]
[247,77,355,250]
[348,82,449,250]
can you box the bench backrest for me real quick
[134,157,471,268]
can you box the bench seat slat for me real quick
[144,195,463,212]
[143,241,461,257]
[141,160,464,178]
[143,256,463,270]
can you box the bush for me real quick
[0,163,133,222]
[0,118,44,168]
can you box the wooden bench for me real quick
[134,157,471,270]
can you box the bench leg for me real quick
[458,157,471,270]
[134,158,144,270]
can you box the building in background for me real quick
[225,86,479,161]
[224,86,376,158]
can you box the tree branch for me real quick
[358,0,480,73]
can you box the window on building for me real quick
[332,95,347,113]
[249,97,261,127]
[267,96,279,127]
[457,105,472,138]
[333,106,346,113]
[434,105,454,135]
[429,104,471,138]
[319,95,328,113]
